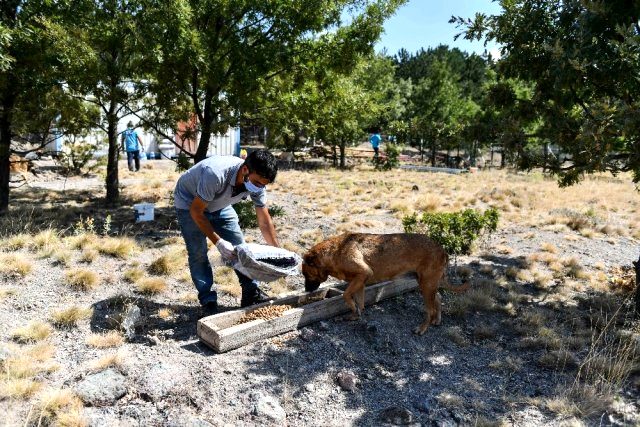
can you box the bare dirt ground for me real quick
[1,159,639,426]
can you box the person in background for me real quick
[173,149,280,316]
[121,121,145,172]
[370,131,381,159]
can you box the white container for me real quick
[133,203,154,222]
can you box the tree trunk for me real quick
[0,92,15,214]
[195,91,213,164]
[490,145,494,169]
[635,252,640,316]
[543,143,548,172]
[339,140,346,169]
[430,139,436,167]
[419,137,424,162]
[105,97,120,205]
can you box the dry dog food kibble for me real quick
[238,305,293,324]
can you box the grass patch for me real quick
[34,388,84,427]
[11,321,53,343]
[216,266,241,298]
[65,269,100,290]
[489,356,523,372]
[444,326,469,346]
[89,351,126,371]
[79,248,98,263]
[0,253,32,277]
[85,331,124,348]
[123,268,144,283]
[136,277,168,294]
[0,378,43,399]
[148,251,184,276]
[97,236,138,259]
[51,306,93,328]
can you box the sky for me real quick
[375,0,502,57]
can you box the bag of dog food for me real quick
[227,243,302,282]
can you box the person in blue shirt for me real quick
[370,132,381,159]
[121,121,145,172]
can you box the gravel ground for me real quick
[1,160,639,426]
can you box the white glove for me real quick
[215,239,236,261]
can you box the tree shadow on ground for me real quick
[88,295,241,344]
[4,186,179,242]
[215,257,638,426]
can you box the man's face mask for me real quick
[243,173,265,194]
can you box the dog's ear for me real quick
[303,253,316,267]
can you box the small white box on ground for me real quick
[133,203,154,222]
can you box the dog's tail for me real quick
[439,253,470,293]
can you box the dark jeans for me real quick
[175,207,258,306]
[373,146,379,158]
[126,150,140,171]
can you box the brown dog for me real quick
[302,233,468,335]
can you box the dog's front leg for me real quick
[343,278,366,320]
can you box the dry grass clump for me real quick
[66,233,98,250]
[518,327,562,351]
[79,248,98,263]
[444,326,469,346]
[540,242,558,253]
[89,351,127,371]
[123,268,144,283]
[33,388,85,427]
[0,253,33,277]
[0,287,17,300]
[0,344,56,400]
[178,292,199,304]
[136,277,168,294]
[269,277,297,296]
[11,321,53,343]
[85,331,124,348]
[0,378,43,399]
[38,247,72,266]
[96,236,138,259]
[157,308,173,320]
[436,392,463,409]
[538,349,579,370]
[414,194,442,212]
[51,306,93,328]
[446,287,495,317]
[217,266,242,297]
[148,251,184,276]
[65,269,100,290]
[489,356,523,372]
[473,324,497,340]
[32,229,61,250]
[3,233,29,250]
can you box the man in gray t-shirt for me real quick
[174,149,280,314]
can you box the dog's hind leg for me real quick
[414,273,440,335]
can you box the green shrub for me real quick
[402,208,499,255]
[234,201,285,229]
[373,143,401,170]
[175,152,192,172]
[59,141,97,174]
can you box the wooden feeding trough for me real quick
[197,275,418,353]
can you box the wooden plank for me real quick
[197,275,418,353]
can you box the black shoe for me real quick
[200,301,218,318]
[240,288,272,308]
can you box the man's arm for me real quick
[256,206,279,247]
[137,134,144,151]
[189,196,222,245]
